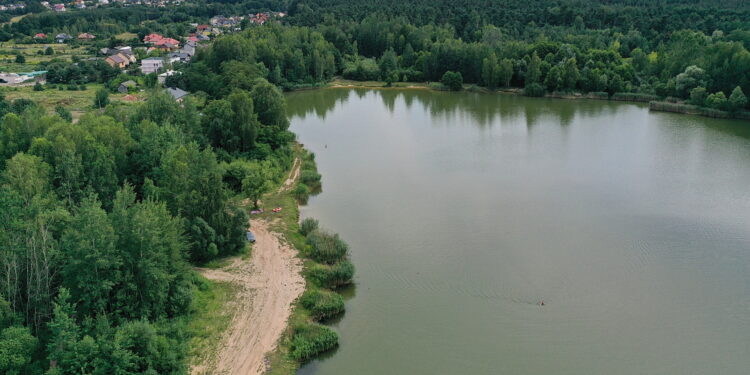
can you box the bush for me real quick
[299,217,319,236]
[55,105,72,122]
[307,230,349,264]
[440,71,463,91]
[33,82,43,91]
[14,54,24,63]
[300,289,345,321]
[524,82,546,97]
[290,323,338,361]
[44,47,54,55]
[293,183,310,201]
[66,83,78,91]
[299,170,321,186]
[307,260,355,288]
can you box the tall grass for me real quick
[299,289,345,321]
[289,323,339,361]
[306,229,349,264]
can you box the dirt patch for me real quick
[279,157,301,193]
[194,219,305,375]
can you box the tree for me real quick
[705,91,728,110]
[441,71,463,91]
[60,196,120,317]
[481,53,498,88]
[675,65,707,98]
[562,58,580,91]
[250,79,289,130]
[526,52,542,84]
[14,54,24,63]
[689,87,708,106]
[242,161,272,209]
[0,326,37,375]
[728,86,748,111]
[498,59,513,87]
[44,47,54,56]
[94,88,109,109]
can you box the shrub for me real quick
[307,260,355,288]
[307,230,349,264]
[293,183,310,201]
[299,217,319,236]
[440,71,463,91]
[290,323,338,361]
[55,105,72,122]
[524,82,545,97]
[14,54,24,63]
[299,170,321,186]
[33,82,43,91]
[300,289,345,321]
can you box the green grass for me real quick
[188,277,238,372]
[2,84,134,116]
[115,32,139,41]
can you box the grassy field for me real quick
[0,43,93,71]
[187,278,238,373]
[2,83,135,118]
[115,32,139,41]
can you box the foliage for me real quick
[306,260,355,289]
[289,323,338,361]
[299,289,345,321]
[306,229,349,264]
[441,71,464,91]
[299,217,319,236]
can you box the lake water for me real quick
[287,89,750,375]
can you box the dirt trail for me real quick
[279,157,301,193]
[195,219,305,375]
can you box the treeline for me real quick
[170,0,750,111]
[0,77,295,374]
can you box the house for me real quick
[105,53,131,68]
[167,52,190,64]
[55,33,72,43]
[196,24,210,32]
[154,37,180,51]
[180,40,196,57]
[143,33,163,43]
[140,57,164,74]
[53,3,65,11]
[117,80,137,93]
[34,33,47,39]
[166,87,189,102]
[77,33,96,40]
[157,70,177,84]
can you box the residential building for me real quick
[140,57,164,74]
[118,80,137,93]
[166,87,188,102]
[55,33,72,43]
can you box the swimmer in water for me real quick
[540,301,545,306]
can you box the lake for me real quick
[287,88,750,375]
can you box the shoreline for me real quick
[307,79,750,122]
[191,144,352,375]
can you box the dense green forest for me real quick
[167,0,750,111]
[2,0,750,374]
[0,79,293,373]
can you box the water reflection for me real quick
[287,88,637,129]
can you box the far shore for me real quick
[303,78,750,122]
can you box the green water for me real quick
[287,89,750,375]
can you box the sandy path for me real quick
[195,219,305,375]
[279,157,301,193]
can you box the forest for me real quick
[166,0,750,112]
[2,0,750,374]
[0,78,293,374]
